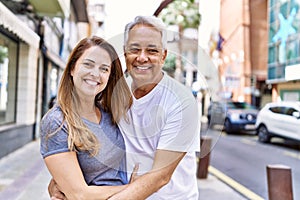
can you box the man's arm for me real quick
[108,149,186,200]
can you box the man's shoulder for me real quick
[161,74,195,99]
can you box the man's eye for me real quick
[129,48,140,54]
[147,49,159,54]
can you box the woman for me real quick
[40,36,133,200]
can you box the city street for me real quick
[0,138,249,200]
[202,126,300,200]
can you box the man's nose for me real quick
[136,50,149,62]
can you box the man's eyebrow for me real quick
[128,43,159,48]
[147,44,159,48]
[128,43,140,47]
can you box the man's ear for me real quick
[162,49,167,61]
[123,45,126,57]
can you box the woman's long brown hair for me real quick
[57,36,132,156]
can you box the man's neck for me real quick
[132,83,157,99]
[131,72,164,99]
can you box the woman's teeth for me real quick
[85,80,99,86]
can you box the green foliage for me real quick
[163,53,176,71]
[159,0,201,29]
[163,53,176,76]
[0,46,8,64]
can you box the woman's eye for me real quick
[82,62,93,68]
[100,67,110,73]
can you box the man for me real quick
[50,15,200,200]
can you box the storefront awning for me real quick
[28,0,70,18]
[0,2,40,49]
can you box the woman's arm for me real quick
[44,151,127,200]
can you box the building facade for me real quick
[217,0,269,107]
[268,0,300,102]
[0,0,89,158]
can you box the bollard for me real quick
[197,136,212,179]
[266,164,293,200]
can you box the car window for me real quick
[227,102,255,109]
[269,106,281,114]
[284,107,297,116]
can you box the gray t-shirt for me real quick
[40,104,127,186]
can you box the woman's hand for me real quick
[48,178,66,200]
[129,163,140,183]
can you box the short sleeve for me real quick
[157,92,200,152]
[40,108,69,158]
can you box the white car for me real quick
[255,101,300,143]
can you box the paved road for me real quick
[204,127,300,200]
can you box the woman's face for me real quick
[71,46,112,100]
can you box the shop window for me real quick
[50,66,58,98]
[0,33,17,125]
[268,46,276,63]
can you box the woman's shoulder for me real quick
[41,105,64,128]
[43,104,62,118]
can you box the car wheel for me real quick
[258,125,271,143]
[224,119,232,133]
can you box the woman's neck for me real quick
[79,100,101,124]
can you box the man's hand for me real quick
[48,178,66,200]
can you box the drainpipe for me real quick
[33,18,46,139]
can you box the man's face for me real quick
[124,24,167,87]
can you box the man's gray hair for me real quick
[124,15,167,50]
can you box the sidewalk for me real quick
[0,139,249,200]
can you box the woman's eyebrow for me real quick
[82,58,95,63]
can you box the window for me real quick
[0,32,18,125]
[50,67,58,98]
[284,107,296,116]
[269,106,281,114]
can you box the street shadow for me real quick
[268,138,300,151]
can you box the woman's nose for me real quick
[90,67,101,77]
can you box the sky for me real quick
[104,0,162,39]
[102,0,220,53]
[101,0,163,67]
[100,0,220,84]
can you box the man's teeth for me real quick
[137,66,150,70]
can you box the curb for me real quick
[208,166,265,200]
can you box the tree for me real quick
[163,53,176,77]
[0,46,7,64]
[158,0,201,82]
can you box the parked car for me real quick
[255,101,300,143]
[207,101,258,133]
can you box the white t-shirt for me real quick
[118,73,200,200]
